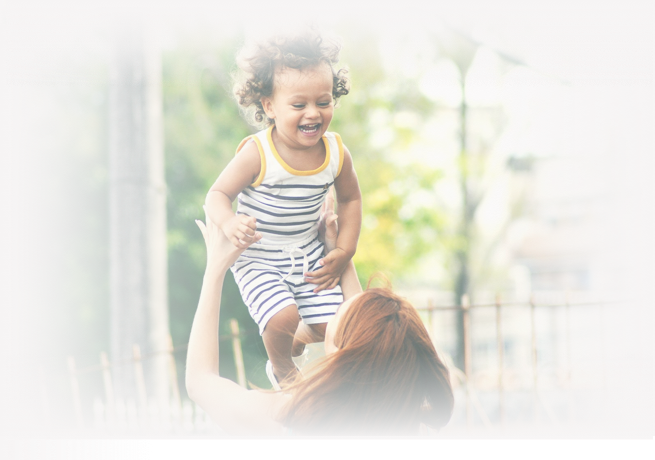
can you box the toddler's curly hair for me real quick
[233,28,350,127]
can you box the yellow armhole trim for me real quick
[334,132,345,177]
[236,135,266,187]
[266,125,331,176]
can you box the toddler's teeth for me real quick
[299,123,320,133]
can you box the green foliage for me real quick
[329,30,448,286]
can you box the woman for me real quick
[185,200,454,436]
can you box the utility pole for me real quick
[436,28,478,371]
[108,15,169,405]
[454,67,471,371]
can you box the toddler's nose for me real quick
[305,105,320,119]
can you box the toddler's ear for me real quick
[260,97,275,120]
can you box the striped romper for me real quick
[230,125,344,335]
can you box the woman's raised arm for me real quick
[185,208,286,435]
[318,189,363,301]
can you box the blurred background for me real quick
[0,0,652,440]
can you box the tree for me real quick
[330,30,448,287]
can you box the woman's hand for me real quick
[318,187,339,253]
[310,188,344,292]
[196,205,262,273]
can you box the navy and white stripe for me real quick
[234,126,342,246]
[232,238,343,335]
[230,126,345,334]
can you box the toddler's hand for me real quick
[196,206,261,270]
[305,247,350,293]
[221,214,258,249]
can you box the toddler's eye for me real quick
[292,104,305,109]
[318,102,332,107]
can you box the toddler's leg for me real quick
[262,304,301,386]
[292,322,327,357]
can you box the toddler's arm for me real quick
[205,140,261,249]
[306,146,362,292]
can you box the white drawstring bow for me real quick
[281,246,309,281]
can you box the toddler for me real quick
[205,29,362,389]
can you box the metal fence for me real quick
[64,319,250,436]
[61,295,618,435]
[418,293,621,432]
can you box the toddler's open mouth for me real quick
[299,123,321,134]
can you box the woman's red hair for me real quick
[278,288,454,435]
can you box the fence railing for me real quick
[61,295,618,434]
[64,319,251,435]
[417,294,621,430]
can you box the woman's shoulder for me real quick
[246,390,291,435]
[212,389,290,436]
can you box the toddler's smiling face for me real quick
[261,63,334,152]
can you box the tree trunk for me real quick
[108,17,169,405]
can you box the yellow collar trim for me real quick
[266,125,330,176]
